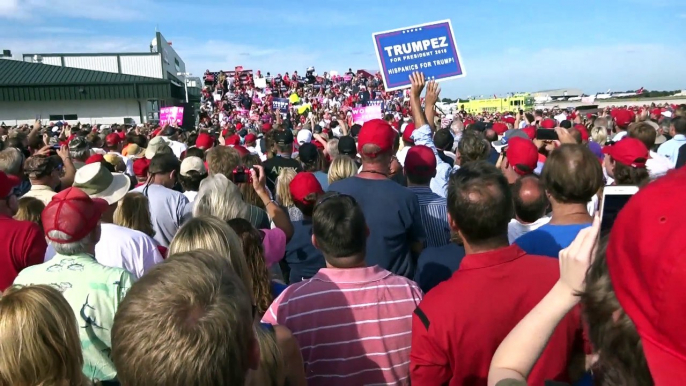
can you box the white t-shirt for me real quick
[588,194,599,217]
[396,146,411,167]
[508,217,551,244]
[647,150,673,180]
[45,223,163,279]
[183,190,198,202]
[160,137,188,159]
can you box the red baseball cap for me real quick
[612,109,635,128]
[195,133,214,150]
[105,133,121,146]
[244,133,257,144]
[289,172,324,206]
[85,154,105,165]
[232,145,250,157]
[573,124,589,142]
[602,137,648,168]
[262,123,272,133]
[225,134,241,146]
[607,166,686,384]
[540,118,557,129]
[503,116,516,125]
[42,187,108,244]
[506,137,538,175]
[402,122,417,143]
[522,126,536,140]
[404,145,437,177]
[133,158,151,177]
[236,123,243,131]
[492,122,508,135]
[0,170,20,198]
[358,119,396,158]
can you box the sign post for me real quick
[372,20,465,91]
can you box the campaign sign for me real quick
[372,20,465,91]
[272,98,289,116]
[160,106,184,125]
[352,105,382,125]
[368,99,385,109]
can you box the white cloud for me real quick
[0,0,156,21]
[1,35,142,57]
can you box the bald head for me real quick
[512,175,548,223]
[483,129,498,142]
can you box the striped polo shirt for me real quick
[262,265,423,386]
[408,186,451,248]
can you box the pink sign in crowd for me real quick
[0,63,685,386]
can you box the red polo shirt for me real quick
[410,244,583,386]
[0,214,48,290]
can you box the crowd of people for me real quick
[0,65,685,386]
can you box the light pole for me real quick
[177,72,192,103]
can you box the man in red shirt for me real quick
[410,161,583,386]
[0,171,47,290]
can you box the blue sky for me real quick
[1,0,685,98]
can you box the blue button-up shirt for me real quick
[410,124,458,198]
[408,186,451,248]
[657,134,686,168]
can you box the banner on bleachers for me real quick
[372,20,466,91]
[368,99,385,109]
[352,105,382,124]
[160,106,184,125]
[272,98,289,116]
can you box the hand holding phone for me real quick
[600,186,638,237]
[536,129,559,141]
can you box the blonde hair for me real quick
[113,192,155,238]
[13,196,45,227]
[111,249,256,386]
[193,174,250,222]
[0,285,88,386]
[275,168,298,207]
[328,155,358,185]
[591,126,608,145]
[169,216,253,294]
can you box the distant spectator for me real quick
[262,129,303,193]
[515,144,603,257]
[13,196,45,227]
[603,137,650,186]
[283,172,326,283]
[133,153,190,247]
[590,125,608,145]
[68,137,90,169]
[508,175,550,243]
[329,119,425,278]
[0,148,29,196]
[0,285,90,386]
[178,156,207,202]
[405,145,451,248]
[457,130,491,167]
[298,143,329,190]
[327,155,358,185]
[628,121,672,179]
[23,152,71,205]
[0,171,47,291]
[657,116,686,167]
[275,167,303,222]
